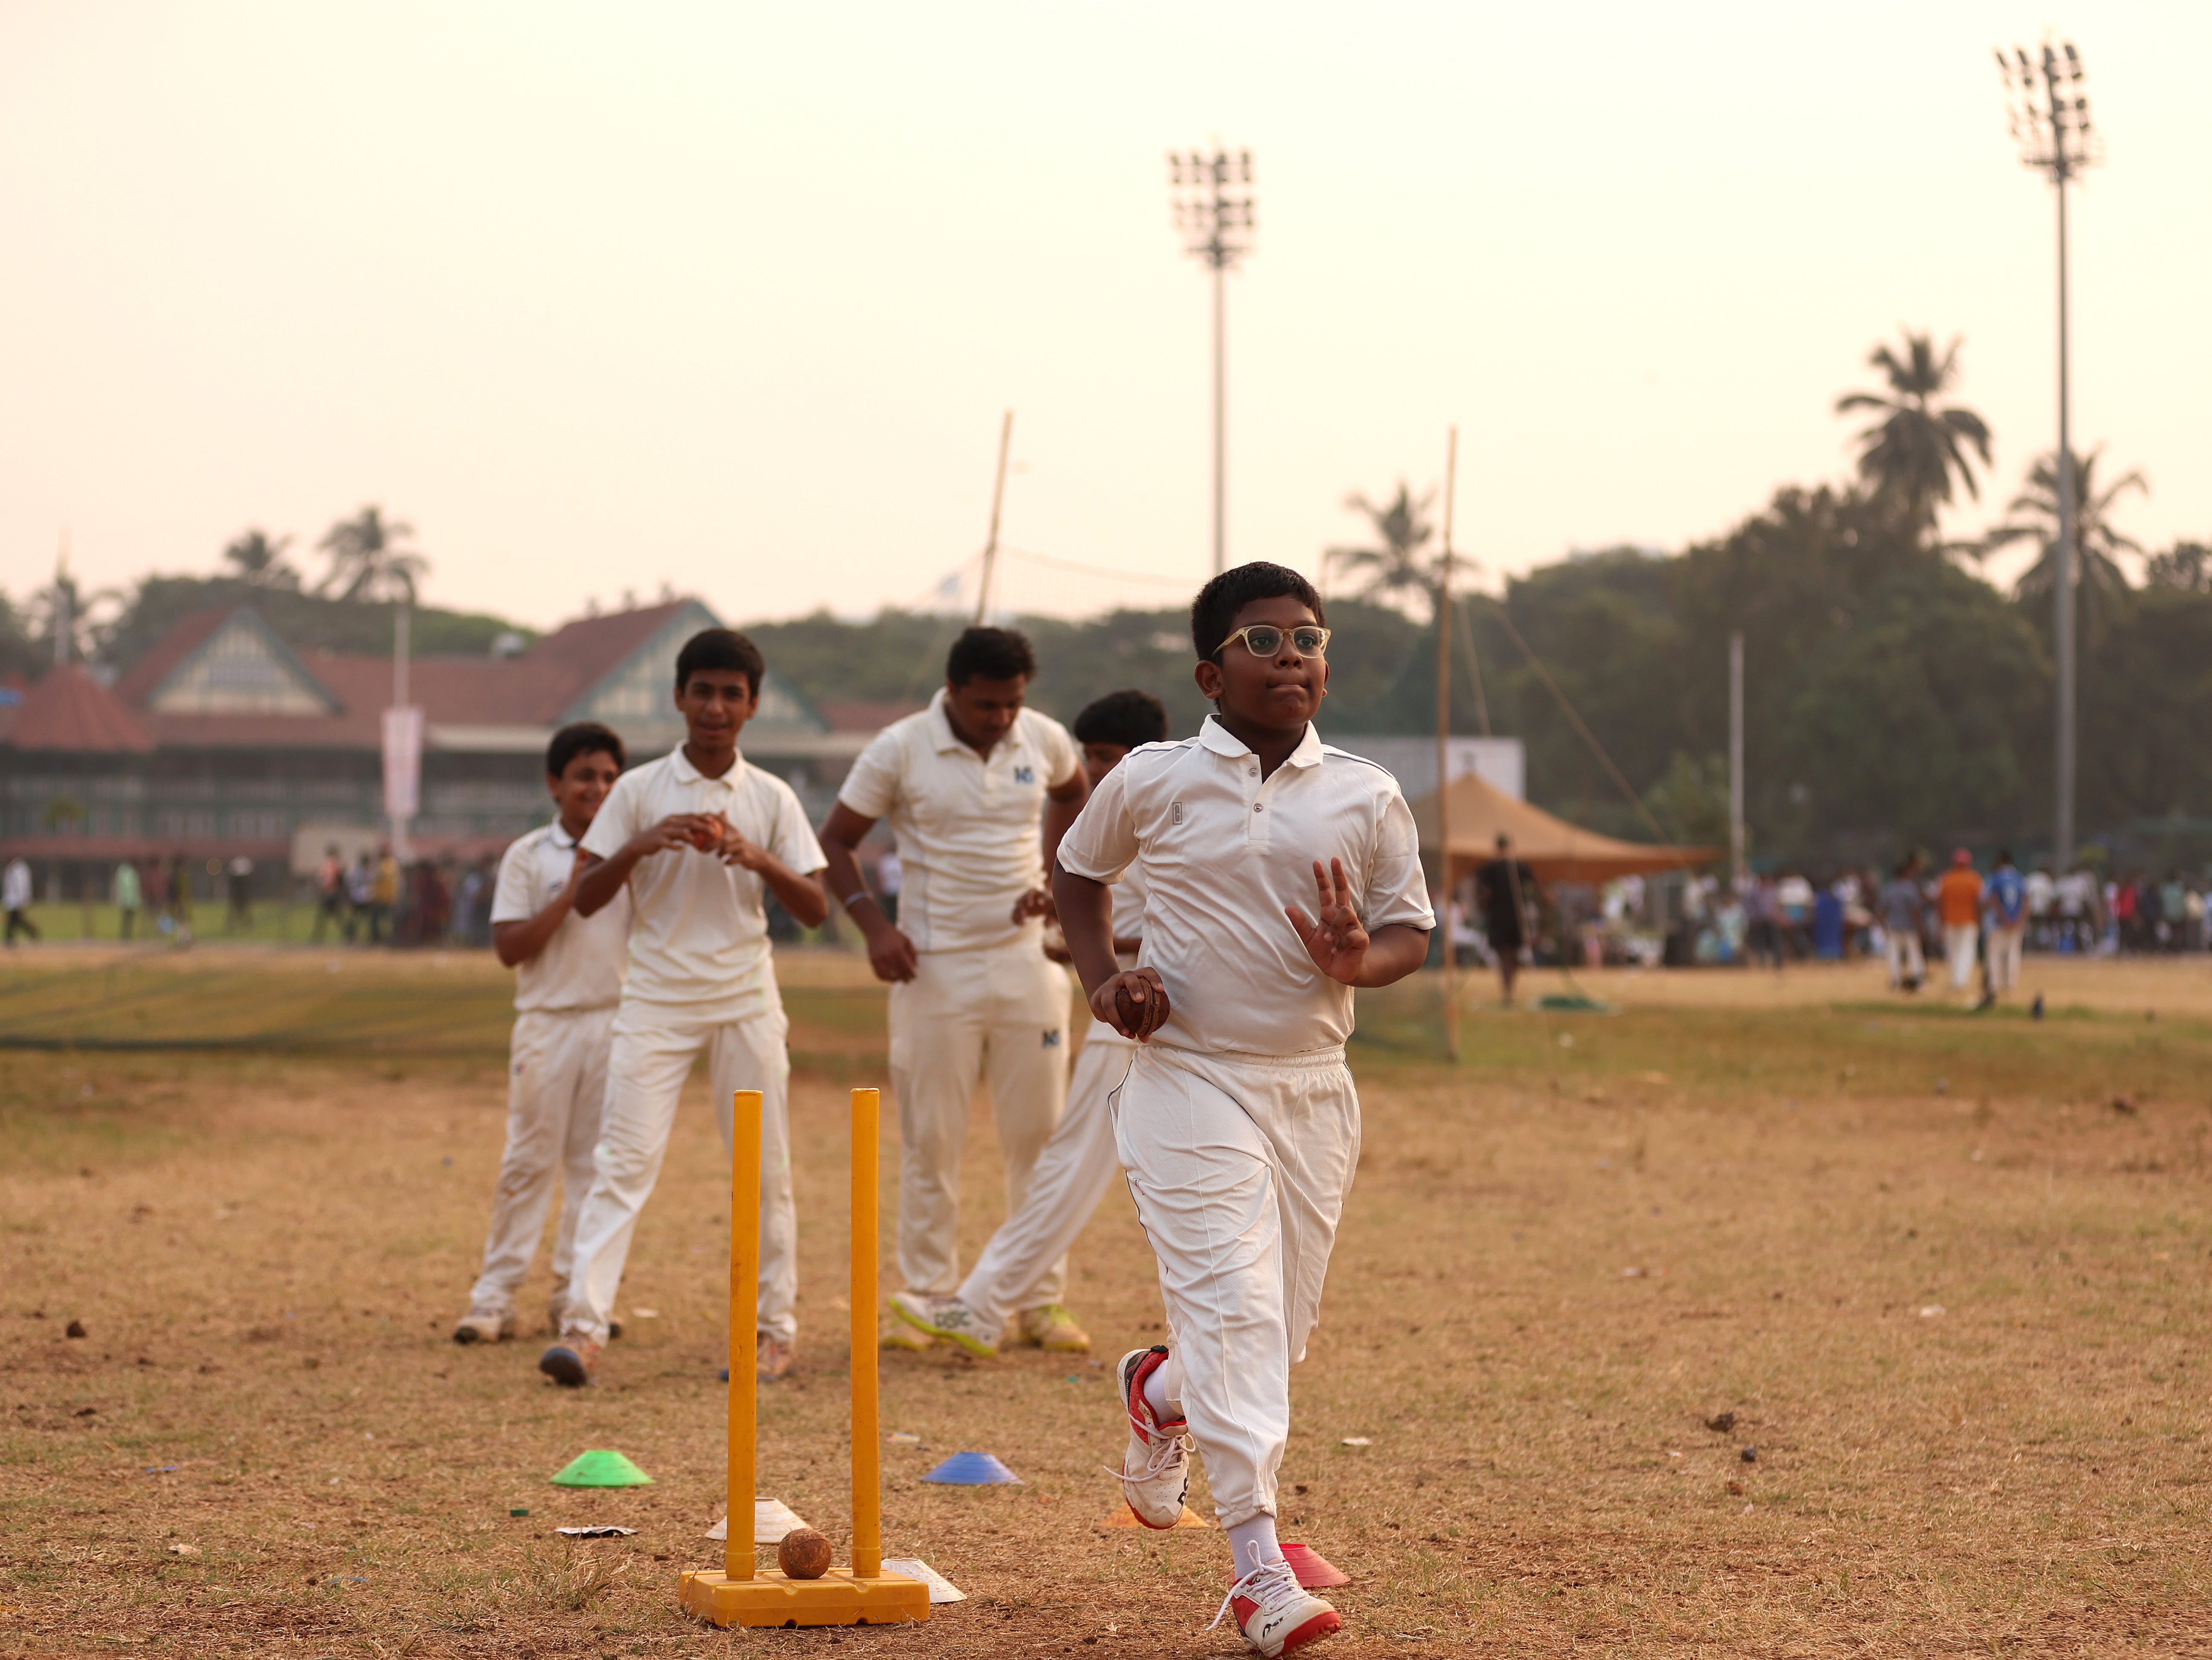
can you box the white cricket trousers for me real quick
[888,939,1073,1299]
[1945,924,1980,990]
[563,998,796,1346]
[1112,1043,1359,1531]
[466,1005,618,1318]
[1989,924,2024,994]
[1886,931,1926,988]
[954,1027,1132,1329]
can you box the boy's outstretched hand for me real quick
[1286,857,1372,984]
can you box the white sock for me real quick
[1140,1348,1185,1424]
[1226,1515,1283,1575]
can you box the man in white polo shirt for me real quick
[818,626,1089,1353]
[453,721,632,1347]
[537,629,830,1389]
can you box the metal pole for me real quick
[973,411,1014,624]
[725,1089,763,1581]
[850,1088,883,1578]
[2052,104,2077,870]
[391,604,412,862]
[1728,631,1745,884]
[1436,427,1458,1061]
[1211,261,1226,576]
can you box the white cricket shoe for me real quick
[1110,1346,1193,1528]
[452,1307,514,1344]
[888,1291,999,1358]
[1213,1556,1342,1657]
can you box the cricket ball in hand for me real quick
[689,814,726,852]
[1115,978,1167,1035]
[777,1527,833,1580]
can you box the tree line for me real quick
[9,330,2207,869]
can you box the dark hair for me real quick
[1190,561,1326,661]
[546,721,626,779]
[674,628,765,697]
[946,625,1037,687]
[1072,688,1168,750]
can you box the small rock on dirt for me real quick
[1740,1445,1758,1463]
[65,1320,87,1338]
[1704,1412,1736,1433]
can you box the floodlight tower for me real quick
[1168,146,1255,576]
[1997,39,2101,869]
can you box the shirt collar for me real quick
[668,746,745,789]
[1199,714,1326,769]
[549,821,579,850]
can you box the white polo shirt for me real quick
[491,822,633,1014]
[1056,716,1433,1057]
[836,688,1081,955]
[581,747,827,1021]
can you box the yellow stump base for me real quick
[677,1568,930,1628]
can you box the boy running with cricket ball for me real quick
[453,722,632,1346]
[888,688,1168,1356]
[1054,563,1433,1657]
[538,629,830,1388]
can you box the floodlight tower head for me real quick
[1167,145,1255,273]
[1996,37,2102,182]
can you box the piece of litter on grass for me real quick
[1341,1437,1372,1447]
[888,1432,920,1444]
[881,1557,965,1603]
[830,1296,851,1312]
[144,1465,179,1474]
[556,1526,636,1538]
[1740,1446,1757,1463]
[630,1308,659,1319]
[1622,1266,1645,1278]
[508,1508,529,1517]
[327,1477,340,1486]
[1919,1305,1945,1319]
[1668,1451,1682,1459]
[167,1543,199,1556]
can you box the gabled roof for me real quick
[7,663,154,753]
[113,606,339,715]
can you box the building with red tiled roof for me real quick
[0,598,888,899]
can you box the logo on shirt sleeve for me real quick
[1042,1028,1062,1048]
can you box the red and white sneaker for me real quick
[1213,1556,1341,1657]
[1110,1346,1193,1528]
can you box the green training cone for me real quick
[550,1449,654,1487]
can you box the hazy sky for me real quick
[3,3,2207,633]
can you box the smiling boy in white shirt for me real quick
[537,630,830,1388]
[1054,563,1432,1658]
[453,721,632,1346]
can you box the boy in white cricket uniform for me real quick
[1055,564,1432,1658]
[538,630,830,1388]
[886,690,1168,1357]
[818,627,1091,1351]
[454,722,632,1345]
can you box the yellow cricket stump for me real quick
[678,1088,930,1629]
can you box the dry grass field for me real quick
[4,945,2212,1657]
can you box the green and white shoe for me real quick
[888,1291,1000,1358]
[1017,1303,1090,1353]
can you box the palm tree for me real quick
[1985,446,2145,611]
[1834,331,1992,544]
[1326,483,1438,616]
[316,507,427,603]
[223,528,300,589]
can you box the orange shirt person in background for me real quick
[1937,848,1984,995]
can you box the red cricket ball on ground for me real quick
[777,1527,833,1580]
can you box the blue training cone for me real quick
[922,1451,1022,1485]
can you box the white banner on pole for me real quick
[382,706,424,821]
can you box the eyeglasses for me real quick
[1218,624,1331,660]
